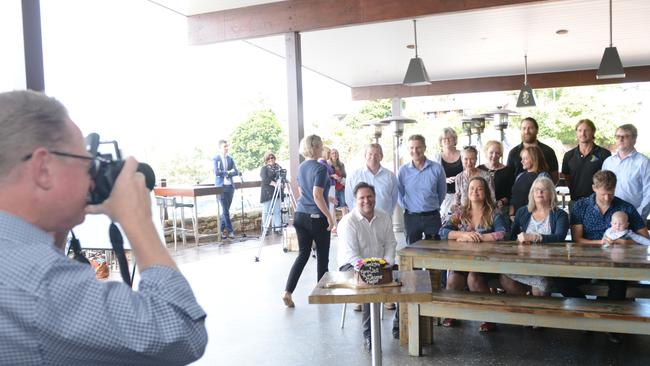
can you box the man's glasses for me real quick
[615,134,632,140]
[23,150,101,178]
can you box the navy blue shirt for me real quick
[296,159,330,214]
[570,194,645,240]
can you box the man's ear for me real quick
[29,148,55,190]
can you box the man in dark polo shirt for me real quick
[506,117,559,183]
[561,119,611,201]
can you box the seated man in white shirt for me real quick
[337,182,397,352]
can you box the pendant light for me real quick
[596,0,625,79]
[403,19,431,86]
[516,55,536,107]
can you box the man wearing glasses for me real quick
[602,124,650,219]
[0,91,207,364]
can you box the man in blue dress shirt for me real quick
[0,91,207,365]
[397,134,447,244]
[213,139,240,239]
[601,124,650,220]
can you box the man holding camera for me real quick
[0,90,207,365]
[214,139,239,239]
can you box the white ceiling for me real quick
[152,0,650,88]
[149,0,286,15]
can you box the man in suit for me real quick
[214,140,239,239]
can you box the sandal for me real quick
[479,322,496,332]
[442,318,456,327]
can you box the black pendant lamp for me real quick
[596,0,625,79]
[403,20,431,86]
[516,55,536,108]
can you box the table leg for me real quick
[193,196,199,247]
[407,303,420,356]
[370,302,382,366]
[216,194,222,242]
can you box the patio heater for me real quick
[469,116,486,162]
[363,120,385,144]
[462,119,473,147]
[482,107,518,150]
[378,116,417,175]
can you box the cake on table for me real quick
[354,258,393,285]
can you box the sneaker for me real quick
[384,302,396,310]
[353,304,363,312]
[228,232,235,239]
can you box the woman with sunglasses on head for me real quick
[453,146,495,210]
[282,135,336,308]
[501,176,569,297]
[509,145,550,220]
[439,176,508,332]
[260,151,283,235]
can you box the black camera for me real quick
[86,133,156,204]
[277,168,287,180]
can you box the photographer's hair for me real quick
[438,128,457,150]
[0,90,70,177]
[263,151,276,164]
[521,145,549,173]
[593,170,617,191]
[459,176,495,228]
[617,124,638,139]
[218,139,228,148]
[575,119,596,133]
[521,117,539,130]
[408,134,426,147]
[300,134,323,159]
[366,143,383,157]
[527,176,557,212]
[353,182,375,197]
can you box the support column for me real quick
[22,0,45,92]
[285,32,304,197]
[391,98,404,233]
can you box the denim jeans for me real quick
[262,199,282,231]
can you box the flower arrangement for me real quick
[355,257,387,270]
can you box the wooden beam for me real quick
[351,66,650,100]
[188,0,551,44]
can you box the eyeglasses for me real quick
[615,134,632,140]
[23,150,100,178]
[267,156,276,161]
[533,188,549,193]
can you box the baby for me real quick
[603,211,650,246]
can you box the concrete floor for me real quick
[166,233,650,366]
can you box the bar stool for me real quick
[155,196,197,250]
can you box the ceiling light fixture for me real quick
[403,19,430,86]
[596,0,625,79]
[516,55,536,108]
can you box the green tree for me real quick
[157,147,212,184]
[230,109,284,171]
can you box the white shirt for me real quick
[344,165,398,214]
[337,207,397,268]
[602,150,650,218]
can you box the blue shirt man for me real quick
[213,139,240,239]
[398,134,447,244]
[345,143,398,214]
[601,124,650,219]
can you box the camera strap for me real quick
[68,231,90,265]
[109,223,132,287]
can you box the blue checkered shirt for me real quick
[0,211,207,365]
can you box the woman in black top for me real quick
[509,145,550,218]
[260,151,283,234]
[478,140,514,217]
[435,127,462,217]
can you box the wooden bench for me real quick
[407,290,650,355]
[579,282,650,299]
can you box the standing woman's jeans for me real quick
[285,212,331,293]
[219,185,235,233]
[262,199,282,231]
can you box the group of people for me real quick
[281,116,650,350]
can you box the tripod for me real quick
[237,174,254,241]
[254,174,297,262]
